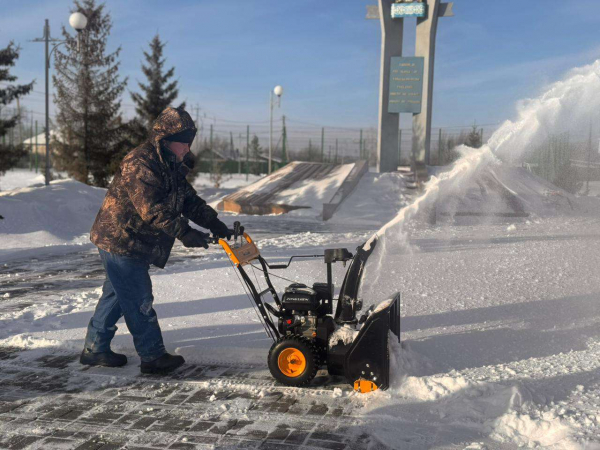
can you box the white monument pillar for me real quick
[376,0,403,173]
[412,0,439,179]
[368,1,453,178]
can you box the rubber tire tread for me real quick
[268,335,320,387]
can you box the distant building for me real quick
[22,130,61,156]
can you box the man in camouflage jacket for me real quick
[82,106,233,374]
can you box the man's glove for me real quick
[208,218,234,240]
[179,228,210,249]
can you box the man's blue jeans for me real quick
[83,249,166,362]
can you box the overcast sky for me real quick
[2,0,600,138]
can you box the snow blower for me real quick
[215,221,401,393]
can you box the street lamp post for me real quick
[269,85,283,175]
[32,12,87,186]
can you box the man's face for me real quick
[166,141,190,162]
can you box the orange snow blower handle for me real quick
[219,233,261,267]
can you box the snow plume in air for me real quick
[359,145,496,303]
[360,59,600,306]
[490,60,600,163]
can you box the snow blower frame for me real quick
[216,222,401,393]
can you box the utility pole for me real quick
[238,133,242,174]
[438,128,442,165]
[586,123,592,195]
[321,127,325,162]
[282,115,288,164]
[32,15,88,185]
[360,129,364,160]
[192,104,201,152]
[16,98,23,149]
[32,19,55,186]
[335,138,339,164]
[35,121,39,173]
[43,20,51,185]
[269,93,272,174]
[246,125,250,181]
[210,123,213,155]
[29,114,33,170]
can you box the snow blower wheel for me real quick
[217,221,401,393]
[268,336,319,386]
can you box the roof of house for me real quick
[22,130,61,145]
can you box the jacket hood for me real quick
[150,106,197,164]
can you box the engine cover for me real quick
[282,283,319,312]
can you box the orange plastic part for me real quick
[354,379,379,393]
[277,348,306,378]
[219,233,260,267]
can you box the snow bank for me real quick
[329,172,408,226]
[361,335,593,449]
[0,168,48,191]
[0,179,105,261]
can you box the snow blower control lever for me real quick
[216,222,401,394]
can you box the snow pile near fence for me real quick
[0,179,105,261]
[0,168,48,191]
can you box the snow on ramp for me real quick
[0,179,105,261]
[219,161,355,217]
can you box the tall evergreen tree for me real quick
[0,42,33,178]
[53,0,127,187]
[131,34,181,130]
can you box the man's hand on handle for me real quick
[208,218,235,240]
[179,229,211,249]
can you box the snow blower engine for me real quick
[215,222,401,393]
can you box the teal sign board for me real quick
[388,57,424,114]
[391,2,427,18]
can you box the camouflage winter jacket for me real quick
[90,107,218,268]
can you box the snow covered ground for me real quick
[0,170,262,262]
[0,173,599,448]
[0,169,48,191]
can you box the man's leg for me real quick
[81,250,127,367]
[99,249,166,363]
[83,277,123,353]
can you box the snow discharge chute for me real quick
[218,222,400,393]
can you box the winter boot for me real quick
[140,353,185,374]
[80,349,127,367]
